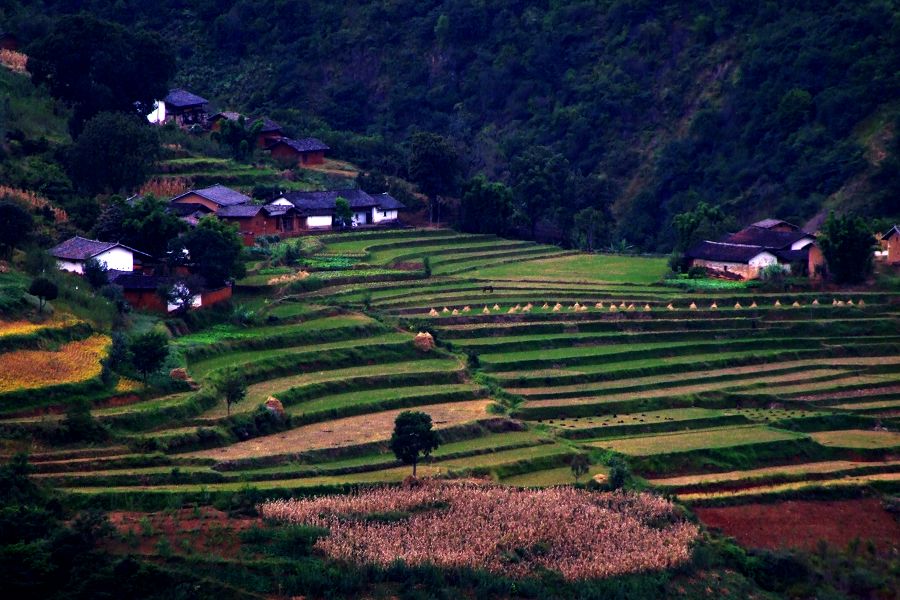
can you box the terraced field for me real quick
[2,227,898,518]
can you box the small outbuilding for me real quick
[881,225,900,265]
[168,184,252,214]
[268,137,330,166]
[148,89,209,127]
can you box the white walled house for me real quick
[50,237,149,274]
[278,189,404,230]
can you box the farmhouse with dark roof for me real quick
[147,88,209,127]
[686,219,824,279]
[268,137,330,166]
[169,184,252,213]
[277,189,404,228]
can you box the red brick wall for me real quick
[301,151,325,165]
[201,285,232,307]
[124,290,167,313]
[269,145,326,166]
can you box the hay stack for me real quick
[667,303,675,311]
[619,301,627,309]
[483,306,491,314]
[710,302,718,310]
[610,304,618,312]
[774,300,781,307]
[507,306,518,314]
[735,302,742,309]
[442,307,450,313]
[542,302,550,309]
[452,308,459,315]
[627,303,635,311]
[689,302,698,310]
[493,304,501,311]
[462,306,471,313]
[524,303,533,311]
[750,301,758,308]
[579,304,589,312]
[836,300,845,306]
[429,308,439,316]
[595,302,604,309]
[792,301,800,307]
[832,299,838,305]
[264,397,286,419]
[644,304,652,311]
[522,304,532,312]
[553,303,563,311]
[413,331,435,352]
[812,299,819,305]
[847,299,854,306]
[858,299,865,307]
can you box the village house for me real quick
[208,113,285,148]
[168,184,252,214]
[147,88,209,127]
[879,225,900,264]
[276,189,404,229]
[686,219,825,279]
[268,137,330,166]
[216,203,300,245]
[50,236,150,274]
[107,273,232,313]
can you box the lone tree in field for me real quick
[390,411,440,477]
[817,212,876,284]
[28,277,58,313]
[129,330,169,381]
[570,454,590,483]
[217,369,247,416]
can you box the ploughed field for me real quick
[1,227,899,560]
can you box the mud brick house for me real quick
[169,184,252,214]
[147,89,209,127]
[216,203,300,245]
[686,219,825,279]
[268,137,329,166]
[880,225,900,264]
[276,189,404,229]
[255,118,284,148]
[108,273,231,313]
[50,236,150,274]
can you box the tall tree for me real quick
[129,330,169,381]
[68,112,160,195]
[28,277,57,312]
[172,216,246,288]
[408,132,460,224]
[333,197,353,229]
[817,212,876,284]
[216,369,247,416]
[510,147,569,240]
[672,201,733,253]
[0,202,33,258]
[390,411,439,477]
[458,175,513,235]
[570,207,611,252]
[27,14,175,133]
[119,196,186,258]
[212,117,263,162]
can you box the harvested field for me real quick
[0,334,109,393]
[590,425,802,455]
[810,429,900,449]
[695,498,900,551]
[259,482,698,580]
[649,460,900,488]
[0,315,80,338]
[186,399,493,460]
[679,472,900,501]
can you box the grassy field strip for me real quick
[438,251,577,276]
[523,370,855,409]
[678,472,900,502]
[647,459,900,488]
[187,333,411,378]
[184,399,493,460]
[491,346,900,385]
[539,408,732,428]
[464,253,669,284]
[501,465,610,487]
[437,443,571,469]
[833,398,900,410]
[774,375,900,397]
[428,245,561,268]
[324,233,483,254]
[196,358,464,417]
[33,465,217,479]
[285,383,483,415]
[809,429,900,449]
[508,362,856,397]
[794,384,900,403]
[173,314,374,346]
[587,425,804,455]
[373,240,534,264]
[365,283,676,305]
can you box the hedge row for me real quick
[101,390,220,432]
[556,415,751,440]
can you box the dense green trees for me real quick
[333,197,353,229]
[457,175,513,235]
[211,116,263,161]
[27,14,175,134]
[0,202,33,257]
[68,112,160,195]
[28,277,57,312]
[217,369,247,416]
[510,147,569,239]
[408,132,460,224]
[818,212,876,283]
[172,216,245,287]
[129,330,169,381]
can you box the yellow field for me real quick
[0,334,109,393]
[0,315,80,338]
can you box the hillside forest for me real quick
[1,0,899,249]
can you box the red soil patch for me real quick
[695,498,900,552]
[3,394,142,419]
[105,508,260,558]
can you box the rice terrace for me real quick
[1,226,898,598]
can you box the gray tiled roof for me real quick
[164,89,208,108]
[272,137,330,152]
[217,204,264,218]
[171,184,252,207]
[685,241,773,264]
[281,189,374,213]
[720,226,813,250]
[751,218,798,230]
[50,236,149,260]
[373,192,405,210]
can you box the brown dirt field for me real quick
[794,384,900,402]
[106,508,259,558]
[185,399,492,461]
[695,498,900,552]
